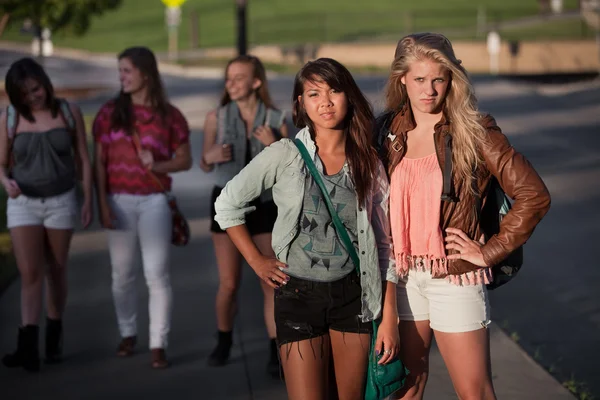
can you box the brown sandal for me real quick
[116,336,136,357]
[151,348,169,369]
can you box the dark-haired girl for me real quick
[92,47,192,369]
[200,55,287,375]
[1,57,93,371]
[215,58,398,399]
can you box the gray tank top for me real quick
[11,127,76,198]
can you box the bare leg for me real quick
[2,226,45,371]
[391,320,434,400]
[329,330,370,400]
[252,233,276,338]
[10,226,46,325]
[44,228,73,320]
[434,328,496,400]
[212,233,243,331]
[280,335,330,400]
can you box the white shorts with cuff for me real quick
[396,268,491,333]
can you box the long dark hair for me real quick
[111,47,169,135]
[292,58,377,206]
[219,55,274,108]
[4,57,60,122]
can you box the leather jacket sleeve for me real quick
[479,115,551,267]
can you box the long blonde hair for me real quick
[385,33,488,187]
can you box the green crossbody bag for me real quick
[294,139,409,400]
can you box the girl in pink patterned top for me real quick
[93,47,192,369]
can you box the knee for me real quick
[144,269,170,291]
[111,268,136,290]
[20,268,44,287]
[47,261,67,278]
[218,280,239,296]
[455,381,494,400]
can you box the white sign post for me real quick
[31,28,53,57]
[161,0,186,61]
[486,30,501,75]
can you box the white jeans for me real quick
[107,193,172,349]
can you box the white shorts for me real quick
[396,269,491,333]
[6,188,77,230]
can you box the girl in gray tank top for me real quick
[0,57,93,372]
[199,55,288,376]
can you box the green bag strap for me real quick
[294,139,361,275]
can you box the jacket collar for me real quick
[395,102,451,136]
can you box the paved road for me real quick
[1,47,598,399]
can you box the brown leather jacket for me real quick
[377,106,551,275]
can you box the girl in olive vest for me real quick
[200,55,287,377]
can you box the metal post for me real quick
[168,28,178,61]
[165,6,182,61]
[236,0,248,56]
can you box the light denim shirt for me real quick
[215,127,397,322]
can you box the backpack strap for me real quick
[441,134,458,202]
[58,99,76,132]
[6,105,18,140]
[5,105,19,171]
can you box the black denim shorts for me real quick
[210,186,277,235]
[274,271,373,346]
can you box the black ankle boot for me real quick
[2,325,40,372]
[45,318,63,364]
[207,330,232,367]
[266,338,283,379]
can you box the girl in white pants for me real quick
[93,47,192,369]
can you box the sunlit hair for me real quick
[220,55,274,108]
[4,57,60,122]
[292,58,378,206]
[385,33,488,187]
[111,46,169,135]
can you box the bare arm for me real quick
[152,143,192,174]
[0,110,20,198]
[199,110,217,172]
[0,110,9,183]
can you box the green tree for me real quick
[0,0,122,38]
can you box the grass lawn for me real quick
[0,0,585,54]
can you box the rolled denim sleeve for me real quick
[214,140,291,230]
[371,161,398,283]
